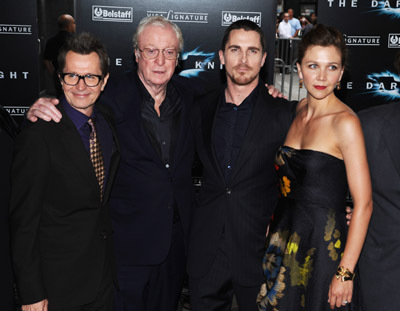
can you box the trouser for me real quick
[113,221,186,311]
[189,234,260,311]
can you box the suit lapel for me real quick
[123,73,163,165]
[58,107,99,194]
[97,106,121,205]
[229,85,271,182]
[200,90,226,184]
[171,85,190,172]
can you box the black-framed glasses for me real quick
[59,73,104,87]
[138,48,179,60]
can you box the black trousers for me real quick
[113,221,186,311]
[189,234,260,311]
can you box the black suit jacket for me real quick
[358,103,400,311]
[100,71,195,265]
[10,104,120,307]
[187,82,296,286]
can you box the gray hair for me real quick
[133,16,184,52]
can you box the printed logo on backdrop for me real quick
[146,10,208,23]
[179,47,216,78]
[92,5,133,22]
[388,34,400,48]
[0,24,32,35]
[363,71,400,100]
[221,11,262,26]
[4,106,29,116]
[0,71,30,79]
[370,1,400,18]
[344,35,380,46]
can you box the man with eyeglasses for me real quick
[10,32,120,311]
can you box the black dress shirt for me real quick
[62,98,113,191]
[136,75,182,170]
[213,84,259,183]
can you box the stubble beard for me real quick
[227,65,259,86]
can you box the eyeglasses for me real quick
[138,48,179,60]
[59,73,104,87]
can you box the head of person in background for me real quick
[58,14,76,34]
[57,32,109,116]
[296,24,347,99]
[219,19,266,88]
[288,8,295,19]
[283,12,290,23]
[133,16,183,93]
[310,12,318,25]
[300,16,310,28]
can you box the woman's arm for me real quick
[328,112,373,309]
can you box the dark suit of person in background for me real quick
[0,105,18,311]
[10,33,119,311]
[357,53,400,311]
[188,20,295,311]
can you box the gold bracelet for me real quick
[335,266,355,282]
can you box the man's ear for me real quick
[261,52,267,67]
[219,50,225,66]
[101,74,110,91]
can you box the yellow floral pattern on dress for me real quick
[260,230,316,310]
[324,209,344,261]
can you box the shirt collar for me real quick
[223,81,260,109]
[61,96,94,129]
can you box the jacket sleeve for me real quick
[9,124,49,304]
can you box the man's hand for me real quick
[346,206,353,226]
[265,84,287,99]
[27,97,61,123]
[22,299,48,311]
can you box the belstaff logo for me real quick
[388,34,400,48]
[343,34,381,46]
[92,5,133,22]
[221,11,262,26]
[0,24,32,35]
[146,10,208,23]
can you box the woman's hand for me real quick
[328,276,353,309]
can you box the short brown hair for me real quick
[297,24,348,66]
[58,32,109,76]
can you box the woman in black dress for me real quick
[257,25,372,310]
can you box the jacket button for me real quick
[226,188,231,195]
[100,231,107,240]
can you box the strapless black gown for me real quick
[258,146,350,311]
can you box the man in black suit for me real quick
[187,20,295,311]
[357,52,400,311]
[10,33,119,311]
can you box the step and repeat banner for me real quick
[318,0,400,111]
[75,0,277,88]
[0,0,40,121]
